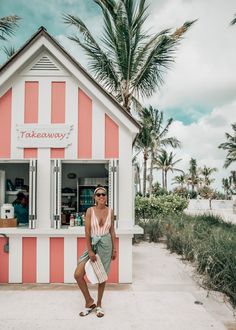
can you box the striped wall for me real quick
[0,81,120,159]
[0,236,119,283]
[0,79,121,284]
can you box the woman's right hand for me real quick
[88,250,97,262]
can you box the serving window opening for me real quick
[0,160,37,228]
[52,160,118,228]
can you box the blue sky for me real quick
[1,0,236,191]
[0,0,102,58]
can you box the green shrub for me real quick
[135,194,188,221]
[135,194,188,242]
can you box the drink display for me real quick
[79,187,94,212]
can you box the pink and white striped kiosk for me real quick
[0,27,142,284]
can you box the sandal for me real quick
[79,303,96,317]
[96,306,105,318]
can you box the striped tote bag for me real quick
[90,254,108,283]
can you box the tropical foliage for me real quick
[135,194,188,220]
[224,171,236,195]
[64,0,196,112]
[198,165,217,187]
[218,122,236,169]
[145,212,236,308]
[154,149,183,190]
[134,106,181,195]
[170,158,221,201]
[187,158,199,193]
[0,15,21,58]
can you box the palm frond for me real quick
[171,20,198,40]
[2,45,16,58]
[63,14,119,92]
[63,2,196,112]
[131,34,177,97]
[0,15,21,41]
[160,137,182,148]
[230,14,236,25]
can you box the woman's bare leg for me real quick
[97,281,106,307]
[74,261,95,307]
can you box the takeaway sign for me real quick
[16,124,74,148]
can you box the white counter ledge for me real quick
[0,225,143,236]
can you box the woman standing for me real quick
[74,186,117,318]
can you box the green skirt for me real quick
[78,233,112,275]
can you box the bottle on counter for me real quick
[74,213,78,226]
[75,213,80,226]
[81,214,85,226]
[69,214,75,227]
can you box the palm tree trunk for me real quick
[149,153,154,196]
[164,170,168,190]
[162,170,164,189]
[123,88,131,112]
[191,181,194,193]
[143,151,148,196]
[137,166,141,194]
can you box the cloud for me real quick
[145,0,236,116]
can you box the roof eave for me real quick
[0,26,141,131]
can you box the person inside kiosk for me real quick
[12,192,29,225]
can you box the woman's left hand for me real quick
[111,250,117,260]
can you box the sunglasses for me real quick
[95,193,106,197]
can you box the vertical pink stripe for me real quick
[24,82,38,158]
[0,89,12,158]
[50,238,64,283]
[22,237,37,283]
[24,149,38,158]
[78,89,92,158]
[107,238,119,283]
[0,237,9,283]
[77,238,87,260]
[51,82,65,159]
[105,114,119,158]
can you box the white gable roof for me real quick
[0,26,140,135]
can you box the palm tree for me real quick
[172,173,187,187]
[199,165,217,186]
[64,0,196,112]
[139,106,181,195]
[132,155,142,194]
[153,149,183,190]
[187,158,199,193]
[134,114,152,196]
[0,15,21,57]
[222,178,231,199]
[229,170,236,193]
[218,123,236,168]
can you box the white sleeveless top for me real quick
[90,207,111,236]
